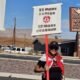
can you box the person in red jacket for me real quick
[34,41,64,80]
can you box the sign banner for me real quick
[70,7,80,32]
[32,3,62,36]
[0,0,6,31]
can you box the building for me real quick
[0,28,76,57]
[33,39,76,56]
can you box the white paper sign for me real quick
[0,0,6,31]
[32,3,62,36]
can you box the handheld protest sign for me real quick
[32,3,62,80]
[32,3,62,36]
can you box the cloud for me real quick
[61,19,69,32]
[76,3,80,6]
[62,19,69,27]
[49,19,76,39]
[61,19,76,39]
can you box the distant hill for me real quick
[0,28,32,39]
[0,28,75,47]
[0,28,33,47]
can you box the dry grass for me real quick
[0,37,33,47]
[0,37,69,47]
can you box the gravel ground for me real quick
[0,58,79,79]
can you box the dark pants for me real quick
[42,67,62,80]
[42,72,62,80]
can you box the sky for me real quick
[4,0,80,39]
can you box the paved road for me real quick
[0,54,39,60]
[0,77,33,80]
[0,77,79,80]
[0,72,79,80]
[0,53,80,64]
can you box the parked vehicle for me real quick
[4,46,33,54]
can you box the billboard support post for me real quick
[77,32,80,58]
[69,7,80,58]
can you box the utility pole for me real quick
[24,33,26,48]
[13,17,16,47]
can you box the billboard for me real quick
[0,0,6,30]
[32,3,62,36]
[70,7,80,32]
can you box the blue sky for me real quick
[4,0,80,39]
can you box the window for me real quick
[22,48,25,51]
[17,48,20,51]
[12,47,16,50]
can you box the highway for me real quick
[0,53,80,64]
[0,77,32,80]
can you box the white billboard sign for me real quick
[32,3,62,36]
[0,0,6,30]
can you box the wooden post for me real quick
[77,32,80,58]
